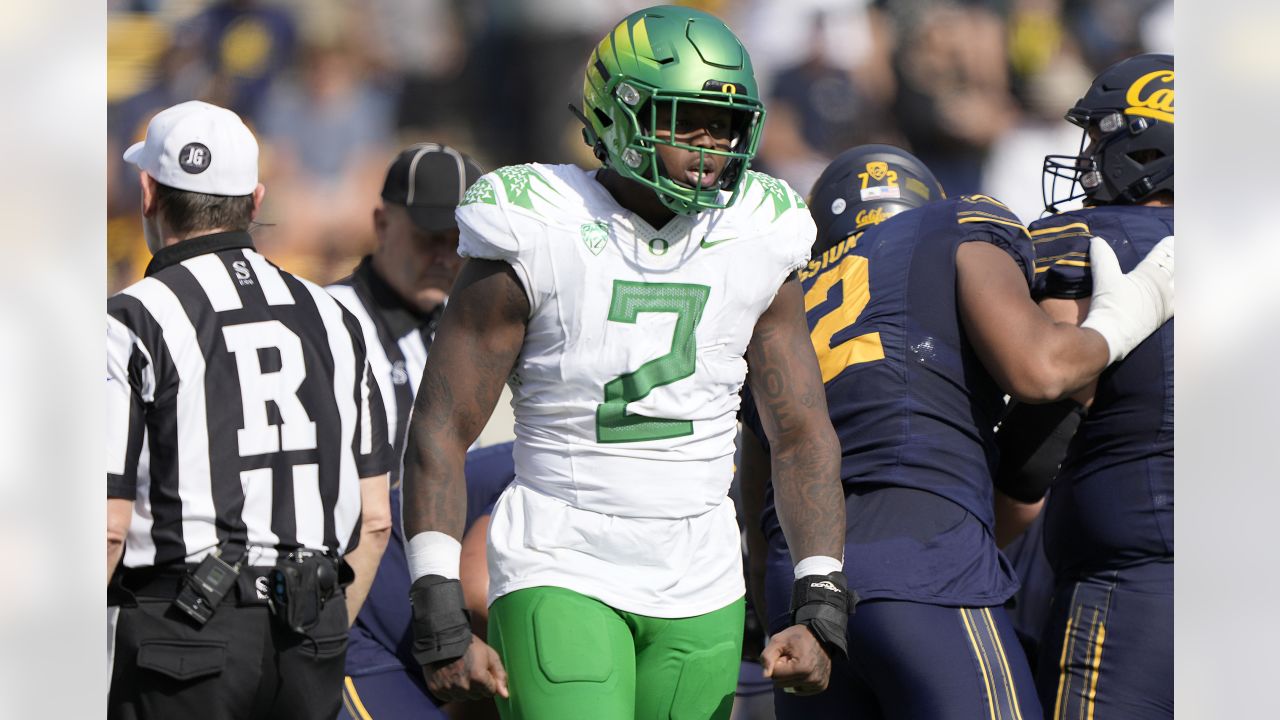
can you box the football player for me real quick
[1008,52,1175,719]
[738,142,1174,719]
[399,6,850,719]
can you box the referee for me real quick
[327,143,516,719]
[106,101,395,720]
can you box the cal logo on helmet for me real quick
[855,207,888,228]
[1125,69,1174,123]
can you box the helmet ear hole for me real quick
[593,108,614,129]
[1127,148,1165,164]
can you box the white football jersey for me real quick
[458,163,813,616]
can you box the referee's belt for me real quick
[110,564,277,608]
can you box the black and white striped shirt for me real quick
[107,232,393,570]
[326,257,440,483]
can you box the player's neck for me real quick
[596,168,677,229]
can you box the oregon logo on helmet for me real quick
[701,79,738,94]
[1125,70,1175,123]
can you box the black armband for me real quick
[790,571,857,659]
[994,400,1086,503]
[409,575,472,667]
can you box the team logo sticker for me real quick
[179,142,211,174]
[580,221,609,256]
[865,161,889,181]
[1125,69,1174,123]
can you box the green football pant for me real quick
[488,586,744,720]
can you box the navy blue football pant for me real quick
[765,553,1040,720]
[1036,559,1173,720]
[337,667,449,720]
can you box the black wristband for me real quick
[409,575,472,667]
[789,571,856,659]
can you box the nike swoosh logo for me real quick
[699,236,736,249]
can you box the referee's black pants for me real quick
[108,572,348,720]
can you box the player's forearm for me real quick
[993,491,1044,548]
[402,402,471,540]
[769,424,845,562]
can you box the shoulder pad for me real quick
[465,164,566,218]
[1029,213,1094,299]
[740,170,807,223]
[954,194,1030,237]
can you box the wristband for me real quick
[409,575,472,666]
[406,531,462,582]
[790,571,856,658]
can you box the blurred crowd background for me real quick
[106,0,1173,294]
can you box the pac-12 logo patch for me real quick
[179,142,211,174]
[581,221,609,256]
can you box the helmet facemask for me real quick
[627,89,757,212]
[577,5,766,216]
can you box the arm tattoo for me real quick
[402,260,529,541]
[747,282,846,562]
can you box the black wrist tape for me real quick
[409,575,472,667]
[790,571,856,658]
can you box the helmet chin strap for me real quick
[568,103,609,163]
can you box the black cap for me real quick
[380,143,485,232]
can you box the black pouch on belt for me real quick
[268,550,339,634]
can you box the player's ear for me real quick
[373,205,388,238]
[249,183,266,219]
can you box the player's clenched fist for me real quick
[425,635,510,702]
[760,624,833,696]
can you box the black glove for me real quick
[789,571,857,658]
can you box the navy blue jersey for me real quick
[744,195,1033,604]
[1030,205,1174,576]
[346,441,516,677]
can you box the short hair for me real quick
[154,182,255,237]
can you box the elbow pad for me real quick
[994,400,1085,503]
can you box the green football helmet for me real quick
[579,5,765,215]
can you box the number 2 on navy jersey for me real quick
[804,238,885,382]
[596,281,710,443]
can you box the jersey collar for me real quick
[144,231,255,277]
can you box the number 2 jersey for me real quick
[456,163,814,617]
[743,195,1033,605]
[1031,204,1174,577]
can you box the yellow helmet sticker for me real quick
[1125,69,1174,124]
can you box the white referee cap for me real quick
[123,100,259,197]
